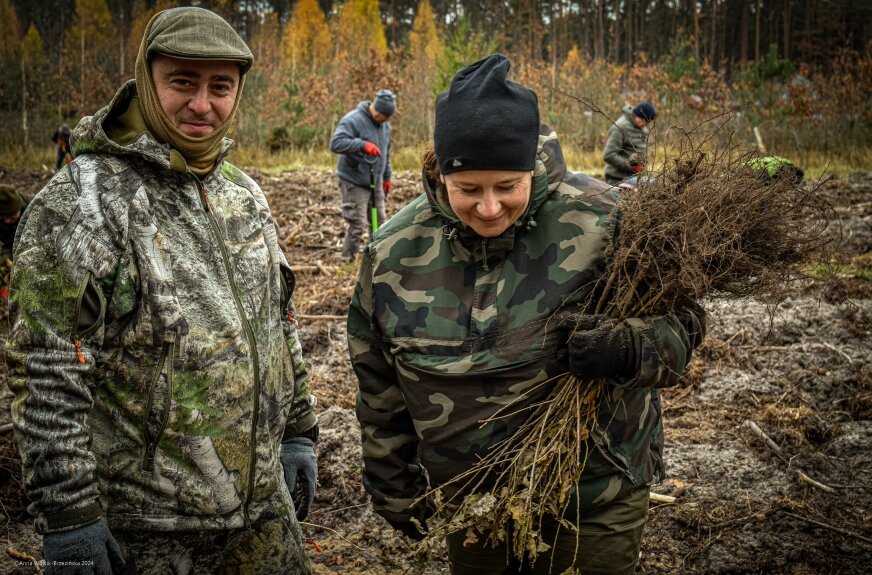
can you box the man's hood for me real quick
[71,80,235,171]
[356,100,378,123]
[422,123,568,244]
[619,104,647,134]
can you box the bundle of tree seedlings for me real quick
[414,124,834,566]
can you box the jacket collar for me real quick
[423,123,567,265]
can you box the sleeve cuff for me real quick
[43,501,102,533]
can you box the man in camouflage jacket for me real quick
[6,8,316,574]
[349,55,704,574]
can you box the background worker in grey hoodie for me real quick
[329,89,396,262]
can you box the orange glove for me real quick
[383,181,392,196]
[363,141,381,156]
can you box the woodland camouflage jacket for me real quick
[348,125,706,523]
[603,104,650,181]
[6,81,316,535]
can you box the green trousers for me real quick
[446,486,649,575]
[115,515,312,575]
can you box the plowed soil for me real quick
[0,166,869,574]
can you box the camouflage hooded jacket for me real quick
[348,126,706,523]
[6,81,316,534]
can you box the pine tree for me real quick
[21,24,46,147]
[67,0,117,115]
[243,12,285,146]
[408,0,443,139]
[125,0,177,75]
[282,0,330,77]
[409,0,442,69]
[335,0,388,64]
[0,0,22,109]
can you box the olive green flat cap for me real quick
[144,7,253,74]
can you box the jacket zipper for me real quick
[141,338,174,471]
[72,275,89,365]
[197,178,262,526]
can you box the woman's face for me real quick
[441,170,533,237]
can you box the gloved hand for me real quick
[387,517,427,541]
[632,164,643,173]
[628,152,643,167]
[383,181,392,195]
[281,437,318,521]
[559,312,638,380]
[42,518,125,575]
[363,141,381,156]
[386,501,432,542]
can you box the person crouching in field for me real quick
[6,7,317,574]
[747,155,805,184]
[348,53,706,574]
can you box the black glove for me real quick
[559,312,638,380]
[42,518,125,575]
[281,436,318,521]
[387,517,427,541]
[386,501,432,542]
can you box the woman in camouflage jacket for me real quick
[348,55,705,574]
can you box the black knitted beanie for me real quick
[434,54,540,175]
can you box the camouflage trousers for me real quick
[339,178,386,261]
[114,515,312,575]
[446,486,649,575]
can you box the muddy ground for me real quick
[0,166,869,574]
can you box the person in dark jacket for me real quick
[329,89,396,262]
[603,101,656,185]
[349,54,705,575]
[51,123,73,170]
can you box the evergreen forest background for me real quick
[1,0,870,174]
